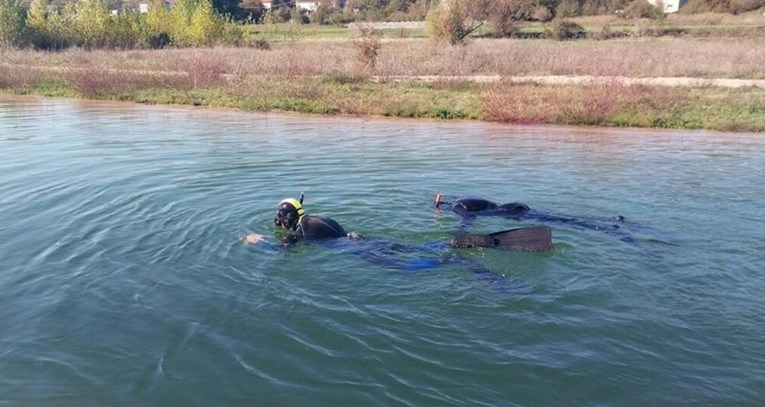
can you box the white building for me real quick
[262,1,341,11]
[648,0,687,13]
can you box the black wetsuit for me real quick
[283,215,347,244]
[441,196,638,242]
[449,198,530,218]
[260,210,546,292]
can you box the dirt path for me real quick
[379,75,765,88]
[3,63,765,88]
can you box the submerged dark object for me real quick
[437,195,530,218]
[450,227,553,252]
[435,194,636,240]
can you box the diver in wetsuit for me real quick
[243,195,552,251]
[436,194,532,218]
[242,194,552,293]
[435,194,635,241]
[242,195,347,246]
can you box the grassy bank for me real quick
[2,32,765,132]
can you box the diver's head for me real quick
[274,197,305,230]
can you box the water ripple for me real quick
[1,97,764,406]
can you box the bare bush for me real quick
[480,82,556,123]
[0,65,43,89]
[354,27,381,75]
[552,80,624,125]
[185,52,228,87]
[62,67,158,95]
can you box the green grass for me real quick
[243,24,350,42]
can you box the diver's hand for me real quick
[242,233,265,244]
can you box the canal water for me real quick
[1,96,763,406]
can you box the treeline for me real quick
[274,0,764,25]
[2,0,763,50]
[0,0,241,49]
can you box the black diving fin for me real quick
[449,226,553,252]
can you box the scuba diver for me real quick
[243,194,348,246]
[242,194,552,291]
[243,194,553,252]
[434,194,657,244]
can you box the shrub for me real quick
[426,0,492,45]
[62,67,157,96]
[481,82,556,124]
[589,25,621,40]
[184,51,228,87]
[0,64,42,89]
[251,37,270,50]
[553,81,624,125]
[354,25,380,74]
[624,0,665,19]
[545,20,587,40]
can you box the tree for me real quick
[189,0,221,45]
[425,0,492,44]
[311,2,332,24]
[239,0,265,22]
[74,0,111,48]
[0,0,26,47]
[212,0,243,19]
[146,0,172,36]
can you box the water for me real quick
[1,95,764,406]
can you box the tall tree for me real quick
[0,0,26,47]
[212,0,242,18]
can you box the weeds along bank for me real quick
[3,46,765,132]
[2,12,765,132]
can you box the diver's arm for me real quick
[241,233,283,250]
[243,233,266,244]
[242,232,300,250]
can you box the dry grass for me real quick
[4,35,765,80]
[0,64,43,89]
[480,80,693,126]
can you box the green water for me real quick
[1,96,763,406]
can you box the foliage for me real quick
[310,2,332,24]
[487,0,519,37]
[73,0,111,48]
[290,6,308,24]
[211,0,242,19]
[0,0,26,47]
[146,0,171,38]
[108,10,144,48]
[426,0,492,45]
[623,0,665,19]
[354,24,381,74]
[188,0,223,45]
[7,0,240,50]
[544,19,587,39]
[0,1,25,46]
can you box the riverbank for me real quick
[2,36,765,132]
